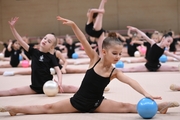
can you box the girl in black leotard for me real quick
[64,35,88,58]
[85,0,106,38]
[1,16,178,116]
[0,39,11,58]
[0,17,81,96]
[85,0,107,57]
[121,26,180,72]
[0,39,29,68]
[124,31,161,63]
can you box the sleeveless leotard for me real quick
[70,58,115,112]
[145,44,164,71]
[85,22,105,38]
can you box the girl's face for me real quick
[59,38,64,45]
[151,35,160,43]
[161,36,173,48]
[13,41,20,50]
[40,34,56,52]
[103,44,123,64]
[65,37,73,44]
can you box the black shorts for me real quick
[70,96,105,113]
[85,23,104,38]
[59,64,62,70]
[10,61,20,67]
[30,85,44,94]
[145,62,161,71]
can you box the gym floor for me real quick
[0,57,180,120]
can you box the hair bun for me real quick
[108,32,117,38]
[167,32,172,37]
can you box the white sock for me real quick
[3,71,15,76]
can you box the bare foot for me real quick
[103,0,107,3]
[158,102,179,114]
[170,84,180,91]
[0,106,17,116]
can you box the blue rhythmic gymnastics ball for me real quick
[115,61,124,68]
[159,55,167,63]
[72,53,78,59]
[137,98,158,119]
[19,55,23,61]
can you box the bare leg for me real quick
[125,57,147,63]
[120,64,149,72]
[93,0,107,31]
[14,69,31,75]
[74,59,90,65]
[0,99,179,116]
[0,63,12,68]
[0,57,10,61]
[157,65,179,72]
[62,60,75,65]
[61,85,79,93]
[0,62,27,68]
[66,67,87,74]
[78,54,88,58]
[95,99,179,114]
[0,71,3,75]
[0,86,36,97]
[93,0,107,57]
[121,53,130,57]
[170,84,180,91]
[0,99,78,116]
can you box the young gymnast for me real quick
[121,26,180,72]
[85,0,106,38]
[0,39,30,68]
[2,47,88,76]
[64,35,88,59]
[120,27,142,57]
[0,17,79,97]
[0,16,179,116]
[0,40,11,59]
[85,0,107,57]
[55,37,66,53]
[124,31,161,63]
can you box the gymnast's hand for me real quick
[127,26,138,31]
[144,93,162,100]
[57,16,75,26]
[54,79,64,93]
[61,68,66,74]
[8,17,19,27]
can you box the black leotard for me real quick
[85,22,105,38]
[3,43,11,57]
[143,42,151,59]
[126,38,140,56]
[145,44,164,71]
[70,58,115,112]
[10,49,21,67]
[65,42,76,58]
